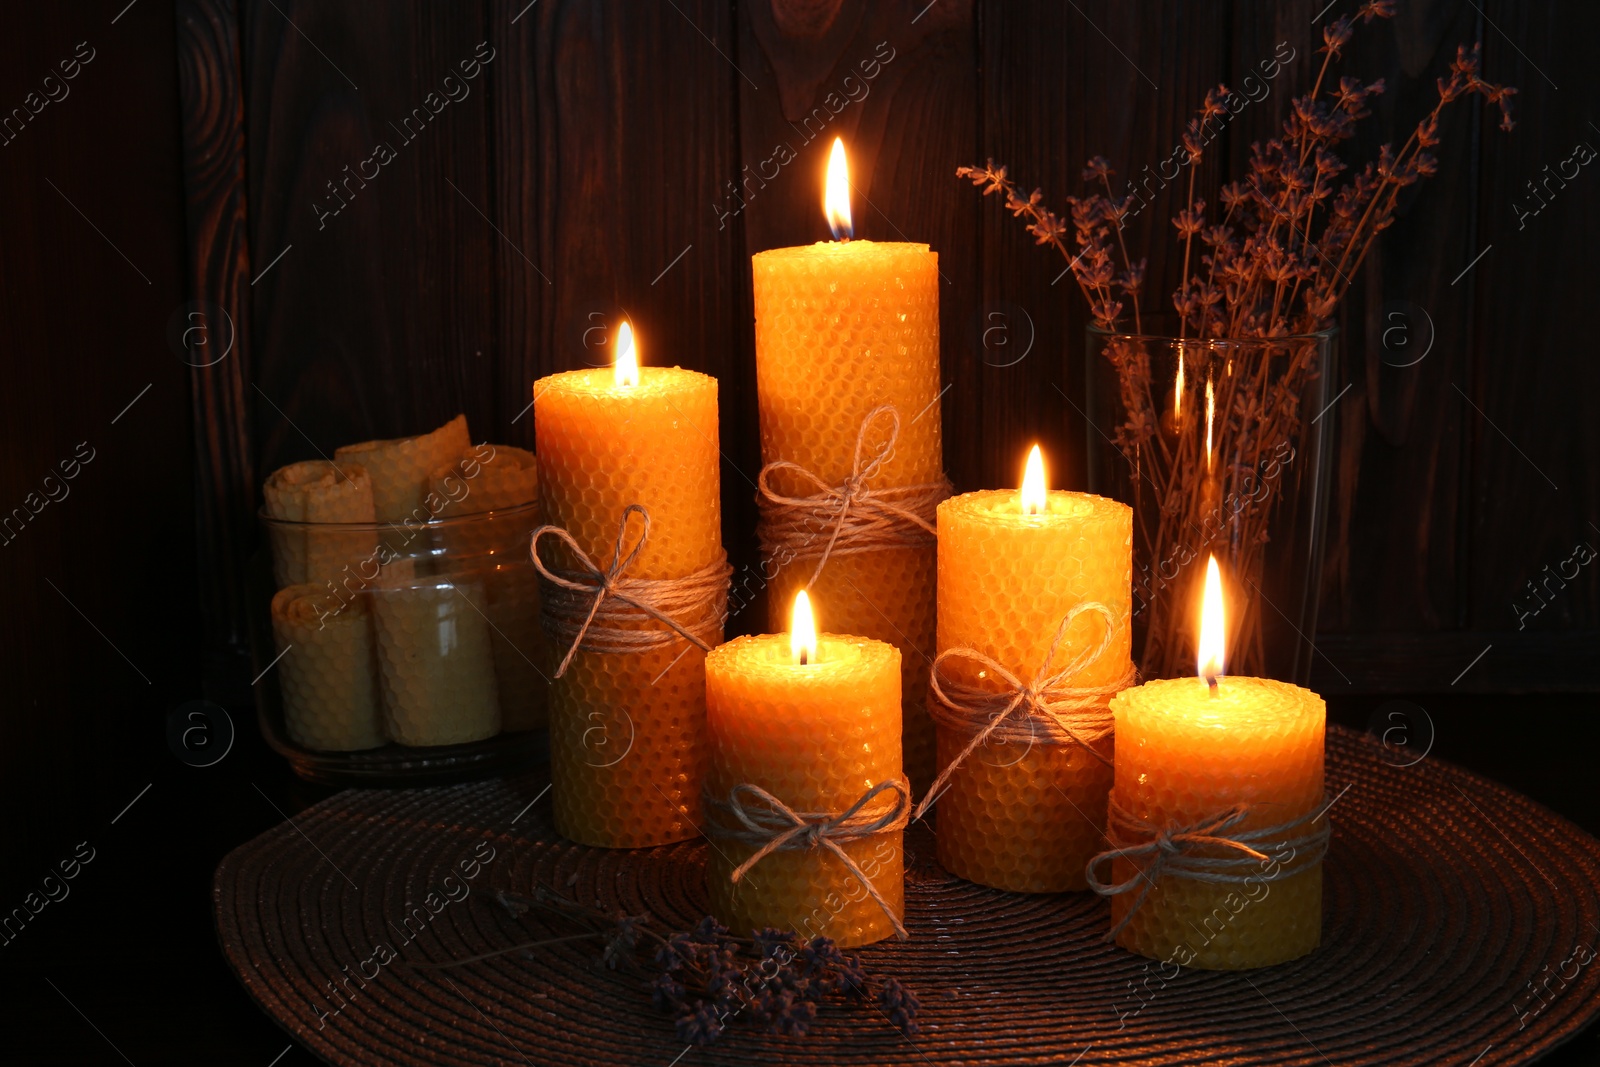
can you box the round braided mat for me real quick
[215,725,1600,1066]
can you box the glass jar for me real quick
[252,502,547,785]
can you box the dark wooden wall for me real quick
[181,0,1597,695]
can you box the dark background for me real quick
[0,0,1593,1063]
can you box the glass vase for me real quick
[1085,321,1337,683]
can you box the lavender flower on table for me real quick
[486,888,921,1047]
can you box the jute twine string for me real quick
[913,604,1136,820]
[705,777,912,940]
[1086,796,1335,940]
[530,504,731,678]
[756,405,952,586]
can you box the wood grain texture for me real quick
[493,0,747,557]
[241,0,498,472]
[177,0,257,692]
[1469,0,1599,636]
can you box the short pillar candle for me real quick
[704,593,905,948]
[1099,556,1327,970]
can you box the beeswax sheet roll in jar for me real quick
[270,583,385,751]
[534,365,722,848]
[370,572,501,747]
[752,240,942,793]
[262,460,376,588]
[335,413,469,523]
[429,445,547,732]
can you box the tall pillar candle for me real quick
[534,325,723,848]
[751,138,943,792]
[704,593,904,948]
[929,447,1134,892]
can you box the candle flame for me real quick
[614,321,639,388]
[824,137,853,241]
[1204,377,1215,472]
[1020,444,1047,515]
[1175,351,1185,420]
[1197,554,1225,687]
[790,589,818,665]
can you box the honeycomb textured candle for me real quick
[535,366,722,848]
[933,490,1132,892]
[1109,677,1325,969]
[753,240,941,792]
[705,633,902,948]
[270,584,384,751]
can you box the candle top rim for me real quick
[533,364,717,397]
[939,487,1130,524]
[1111,674,1325,727]
[753,240,931,259]
[708,631,899,671]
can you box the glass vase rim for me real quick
[1087,320,1337,346]
[258,499,539,530]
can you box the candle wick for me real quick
[798,650,808,666]
[1206,674,1219,696]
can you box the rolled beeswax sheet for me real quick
[269,583,384,752]
[429,444,538,516]
[335,414,470,523]
[371,573,501,747]
[262,460,376,587]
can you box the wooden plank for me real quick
[177,0,256,694]
[979,0,1232,492]
[241,0,497,473]
[1470,1,1599,633]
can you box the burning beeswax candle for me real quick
[705,592,906,948]
[927,446,1135,892]
[1096,556,1327,970]
[752,137,944,793]
[534,322,724,848]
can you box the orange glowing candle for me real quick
[1104,555,1327,969]
[929,446,1134,892]
[704,592,904,948]
[751,137,943,794]
[534,322,723,848]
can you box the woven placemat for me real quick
[215,725,1600,1066]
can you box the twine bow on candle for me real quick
[706,777,912,940]
[757,405,952,585]
[530,504,732,678]
[1085,796,1335,940]
[913,603,1135,820]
